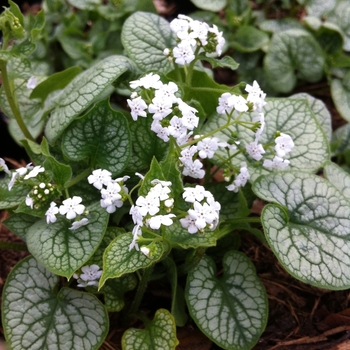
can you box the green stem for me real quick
[185,46,201,86]
[65,168,92,189]
[125,265,153,322]
[0,60,35,142]
[0,240,28,251]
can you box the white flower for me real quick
[173,41,195,65]
[217,92,234,115]
[130,205,144,226]
[130,73,162,90]
[150,179,172,187]
[182,159,205,179]
[45,202,59,224]
[88,169,112,190]
[148,214,176,230]
[183,185,209,203]
[25,194,33,209]
[129,225,142,251]
[170,17,190,35]
[188,201,215,229]
[26,76,38,89]
[263,156,290,169]
[127,96,148,121]
[197,137,219,159]
[155,82,178,103]
[69,218,89,230]
[151,120,170,142]
[245,142,265,161]
[179,146,197,166]
[74,264,102,287]
[100,181,122,213]
[0,158,10,175]
[229,95,248,112]
[252,112,265,142]
[227,162,250,192]
[190,20,209,45]
[168,116,187,138]
[140,246,151,257]
[245,80,266,112]
[209,24,225,56]
[24,165,45,180]
[135,172,145,180]
[180,215,199,234]
[135,195,160,217]
[59,196,85,220]
[149,183,171,201]
[274,133,295,158]
[148,96,173,120]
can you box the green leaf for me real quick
[253,171,350,289]
[100,233,164,288]
[0,177,28,209]
[3,213,39,241]
[26,202,109,278]
[9,0,25,27]
[304,0,337,18]
[264,29,325,93]
[189,0,227,12]
[197,55,239,70]
[163,221,217,249]
[231,25,269,53]
[290,93,332,143]
[331,76,350,123]
[29,9,45,42]
[62,99,131,175]
[2,256,109,350]
[126,116,169,172]
[30,66,82,103]
[186,251,268,349]
[44,55,137,143]
[21,139,46,165]
[139,157,165,196]
[43,157,72,188]
[99,275,137,312]
[203,98,330,181]
[324,160,350,199]
[122,309,179,350]
[259,18,304,33]
[331,123,350,156]
[67,0,102,10]
[121,12,175,73]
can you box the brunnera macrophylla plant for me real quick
[0,2,346,350]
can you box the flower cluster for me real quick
[45,196,89,230]
[8,163,45,191]
[129,179,175,251]
[88,169,129,214]
[180,185,220,234]
[127,73,199,147]
[73,264,103,288]
[166,14,225,65]
[226,162,250,192]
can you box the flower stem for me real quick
[0,240,28,251]
[65,168,92,189]
[0,60,35,142]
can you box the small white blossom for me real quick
[245,142,265,161]
[0,158,10,175]
[173,41,195,65]
[227,162,250,192]
[180,215,199,234]
[274,133,295,158]
[74,264,102,287]
[130,205,144,226]
[59,196,85,220]
[135,195,160,217]
[197,137,220,159]
[155,82,178,103]
[130,73,162,90]
[209,24,225,56]
[25,194,34,209]
[127,96,148,121]
[151,120,170,142]
[88,169,112,190]
[140,246,151,257]
[183,185,209,203]
[230,95,248,112]
[148,214,176,230]
[129,225,142,251]
[263,156,290,169]
[182,159,205,179]
[26,76,38,89]
[179,146,197,166]
[148,96,173,120]
[69,218,89,230]
[100,181,122,213]
[45,202,59,224]
[217,93,234,115]
[24,165,45,180]
[245,80,267,112]
[168,116,187,138]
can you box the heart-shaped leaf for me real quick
[331,77,350,123]
[0,176,29,209]
[3,213,39,241]
[45,55,137,143]
[26,202,109,278]
[2,256,109,350]
[121,12,175,73]
[186,251,268,349]
[264,29,325,93]
[189,0,227,12]
[122,309,179,350]
[324,161,350,199]
[99,233,164,288]
[253,171,350,289]
[62,99,131,175]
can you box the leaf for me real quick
[259,18,304,33]
[126,116,169,172]
[253,171,350,289]
[62,99,131,175]
[0,177,28,209]
[231,25,269,53]
[30,66,82,103]
[122,309,179,350]
[324,161,350,199]
[304,0,337,18]
[331,123,350,156]
[203,98,330,181]
[264,29,325,93]
[121,12,175,73]
[186,251,268,349]
[197,55,239,70]
[290,93,332,143]
[189,0,227,12]
[99,233,164,288]
[29,9,45,42]
[26,202,109,278]
[3,213,39,241]
[21,139,46,165]
[100,275,137,312]
[44,55,137,143]
[163,221,217,249]
[67,0,101,10]
[139,157,165,196]
[2,256,109,350]
[331,77,350,123]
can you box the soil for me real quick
[1,1,350,349]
